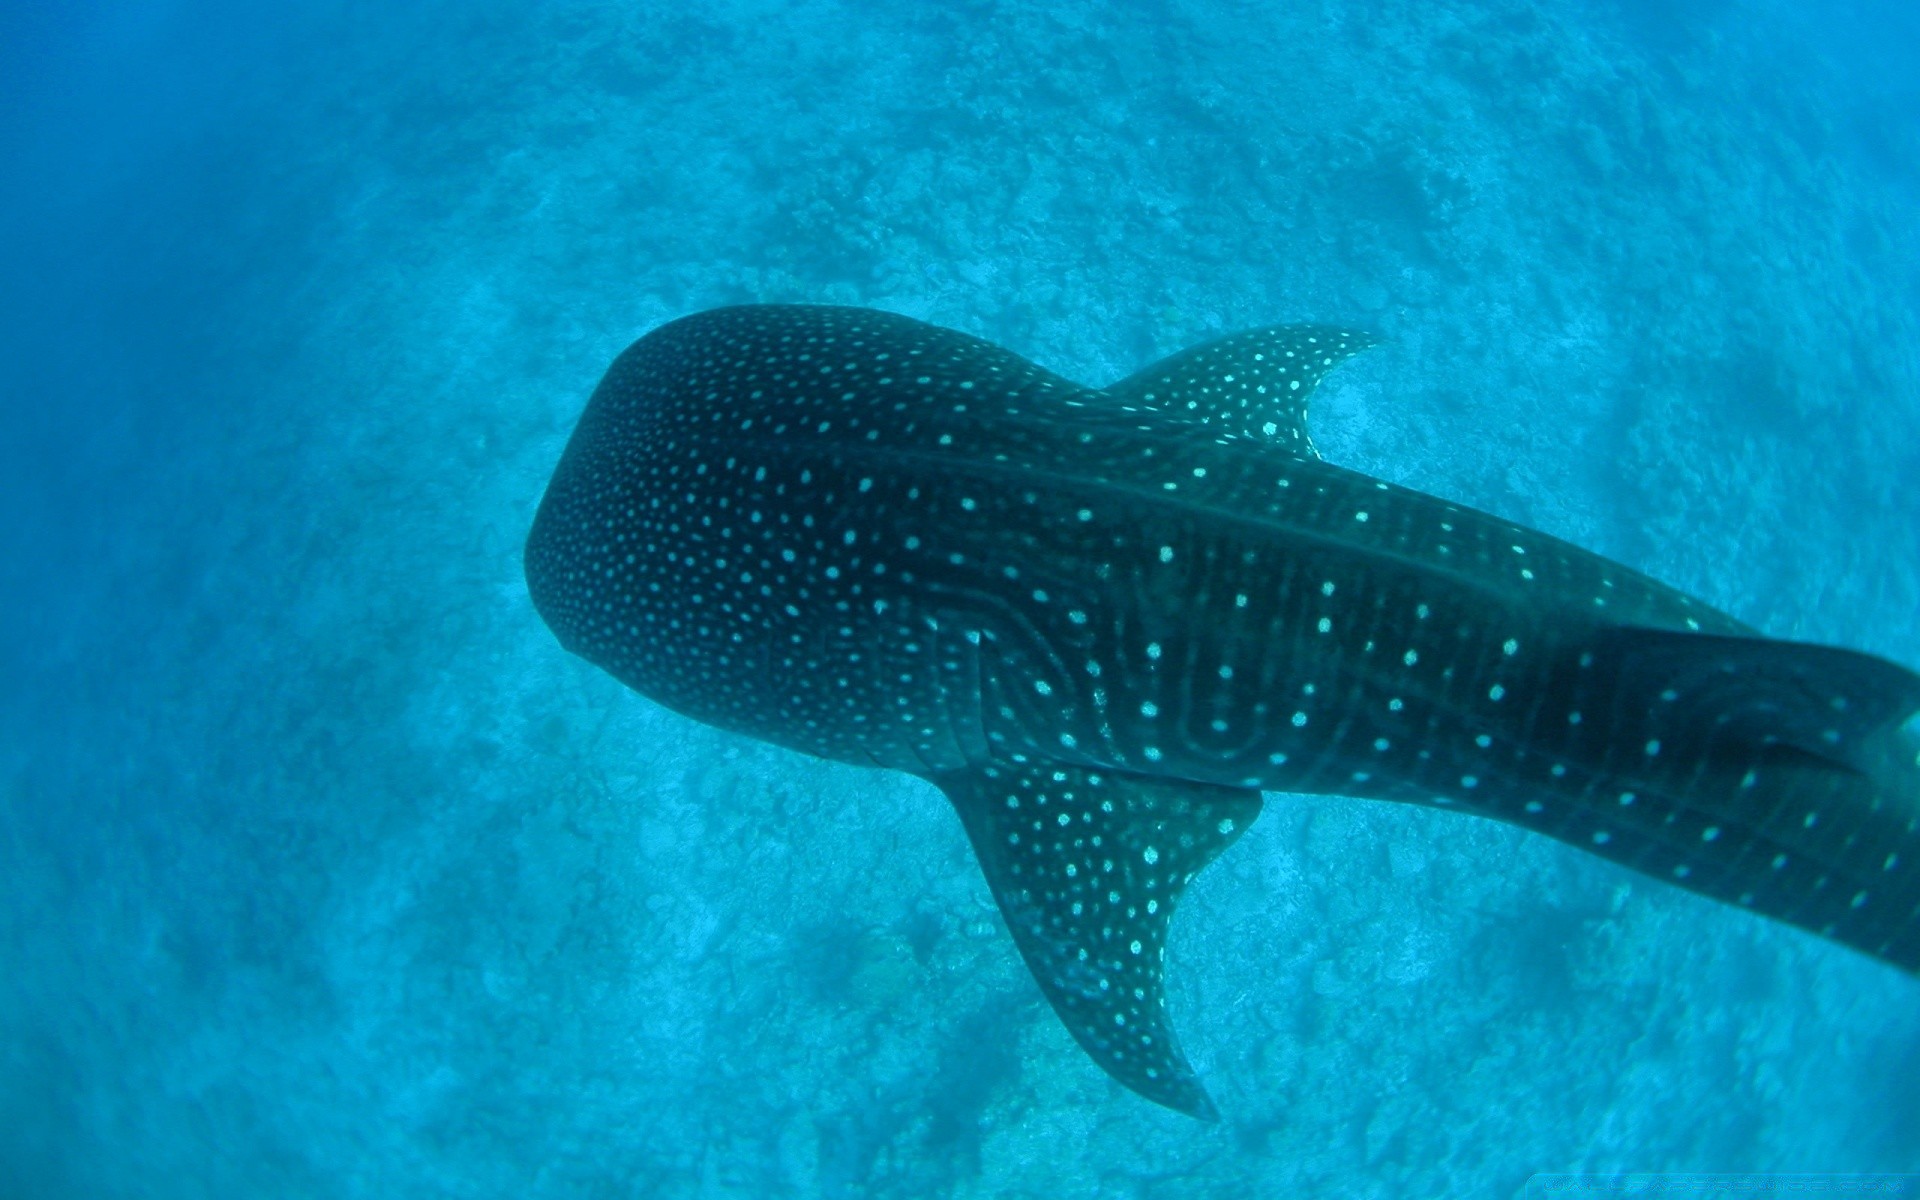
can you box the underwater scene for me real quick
[3,0,1918,1195]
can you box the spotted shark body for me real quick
[526,304,1920,1119]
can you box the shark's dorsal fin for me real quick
[1103,325,1376,456]
[933,760,1262,1119]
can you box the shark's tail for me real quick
[1558,627,1920,973]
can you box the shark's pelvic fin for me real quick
[934,761,1263,1119]
[1530,627,1920,971]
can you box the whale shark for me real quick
[525,304,1920,1119]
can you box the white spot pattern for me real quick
[525,304,1920,1115]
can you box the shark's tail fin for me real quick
[1575,627,1920,972]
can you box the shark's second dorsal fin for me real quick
[933,760,1262,1119]
[1103,325,1376,456]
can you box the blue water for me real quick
[3,1,1918,1194]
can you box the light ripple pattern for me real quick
[2,0,1918,1195]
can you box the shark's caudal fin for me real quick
[1102,324,1376,454]
[1555,627,1920,971]
[933,762,1262,1119]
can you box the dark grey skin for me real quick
[526,304,1920,1119]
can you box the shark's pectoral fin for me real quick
[1102,323,1377,453]
[932,760,1262,1119]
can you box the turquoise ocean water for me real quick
[3,1,1918,1195]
